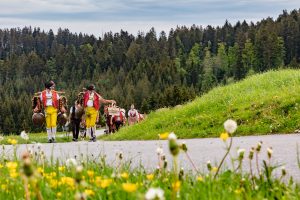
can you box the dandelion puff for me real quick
[145,188,165,200]
[156,147,163,155]
[20,131,29,140]
[66,158,77,167]
[224,119,237,134]
[168,132,177,140]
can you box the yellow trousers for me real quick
[85,107,98,128]
[45,106,58,128]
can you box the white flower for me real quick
[168,132,177,140]
[66,158,77,167]
[20,131,29,140]
[224,119,237,134]
[237,148,245,156]
[145,188,165,200]
[156,147,164,155]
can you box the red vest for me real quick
[42,90,58,108]
[84,91,100,110]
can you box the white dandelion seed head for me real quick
[224,119,238,134]
[145,188,165,200]
[168,132,177,140]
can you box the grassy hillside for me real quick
[105,69,300,140]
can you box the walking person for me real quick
[34,81,65,143]
[69,100,84,141]
[83,84,115,141]
[128,104,139,125]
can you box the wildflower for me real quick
[206,161,212,171]
[237,148,245,160]
[56,192,62,198]
[156,147,164,155]
[256,141,262,152]
[168,132,177,140]
[121,172,129,179]
[122,183,138,193]
[87,170,94,178]
[58,166,65,172]
[6,162,18,170]
[267,147,273,159]
[224,119,237,134]
[20,131,29,140]
[211,167,218,173]
[159,132,169,140]
[197,176,203,182]
[100,178,113,188]
[1,184,7,190]
[220,132,229,141]
[281,166,286,176]
[0,164,3,169]
[234,189,242,194]
[84,189,95,196]
[66,158,77,167]
[172,181,181,192]
[145,187,165,200]
[249,147,255,160]
[146,174,154,180]
[8,138,18,145]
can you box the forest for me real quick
[0,9,299,134]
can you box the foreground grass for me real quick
[1,145,300,200]
[105,69,300,140]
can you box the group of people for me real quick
[33,81,143,143]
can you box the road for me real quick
[1,131,300,180]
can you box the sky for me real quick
[0,0,299,36]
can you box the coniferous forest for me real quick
[0,9,300,134]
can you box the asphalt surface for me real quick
[1,131,300,180]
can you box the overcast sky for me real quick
[0,0,299,36]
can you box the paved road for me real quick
[1,132,300,180]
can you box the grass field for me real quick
[104,69,300,140]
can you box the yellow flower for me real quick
[211,167,218,173]
[197,176,203,182]
[1,184,7,190]
[87,170,94,178]
[37,167,44,175]
[100,179,113,189]
[158,132,169,140]
[84,189,95,196]
[58,166,65,172]
[146,174,154,181]
[122,183,138,193]
[56,192,62,198]
[6,162,18,170]
[220,132,229,141]
[60,177,75,189]
[50,179,59,188]
[172,181,181,192]
[10,171,18,178]
[8,138,18,145]
[120,172,129,179]
[234,189,242,194]
[0,164,3,169]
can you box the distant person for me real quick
[83,84,115,142]
[34,81,66,143]
[69,100,84,142]
[112,108,126,131]
[128,104,139,125]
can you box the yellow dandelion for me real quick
[37,167,44,175]
[120,172,129,179]
[50,179,59,188]
[0,164,3,169]
[122,183,138,193]
[10,171,18,178]
[58,166,65,172]
[197,176,203,182]
[211,167,218,173]
[56,192,62,198]
[172,181,181,192]
[158,132,169,140]
[84,189,95,196]
[146,174,154,181]
[8,138,18,145]
[87,170,94,178]
[100,179,113,189]
[220,132,229,141]
[6,162,18,170]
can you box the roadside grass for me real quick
[104,69,300,140]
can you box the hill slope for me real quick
[105,69,300,140]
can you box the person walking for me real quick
[128,104,139,125]
[83,84,115,141]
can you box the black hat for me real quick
[87,84,95,91]
[45,81,53,89]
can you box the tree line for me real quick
[0,9,299,134]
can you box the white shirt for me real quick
[128,109,138,118]
[87,92,95,107]
[40,91,59,106]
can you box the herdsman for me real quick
[128,104,139,125]
[83,84,115,141]
[34,81,66,143]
